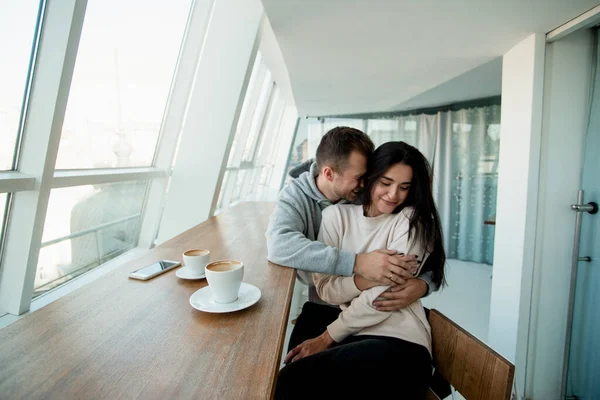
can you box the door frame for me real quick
[524,27,595,399]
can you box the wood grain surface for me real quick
[429,309,515,400]
[0,202,295,400]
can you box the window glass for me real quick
[215,52,294,214]
[35,180,147,296]
[0,0,41,170]
[55,0,192,169]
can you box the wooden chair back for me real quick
[426,309,515,400]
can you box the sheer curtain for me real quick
[302,105,500,265]
[433,106,500,265]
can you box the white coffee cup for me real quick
[182,249,210,275]
[205,259,244,303]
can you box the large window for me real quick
[0,0,42,170]
[215,52,297,213]
[34,181,147,296]
[55,0,191,169]
[0,0,193,314]
[0,0,294,317]
[28,0,192,297]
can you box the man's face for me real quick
[331,151,368,202]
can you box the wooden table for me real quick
[0,202,295,399]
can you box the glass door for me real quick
[565,29,600,400]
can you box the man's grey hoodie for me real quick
[266,161,355,292]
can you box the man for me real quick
[266,126,437,351]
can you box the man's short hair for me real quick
[316,126,374,173]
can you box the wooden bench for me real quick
[426,309,515,400]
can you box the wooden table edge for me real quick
[267,264,296,400]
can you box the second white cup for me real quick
[182,249,210,275]
[205,259,244,303]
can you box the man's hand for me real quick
[354,250,419,286]
[373,278,428,311]
[284,331,335,363]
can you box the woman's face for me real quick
[369,162,413,217]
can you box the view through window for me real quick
[55,0,192,169]
[34,0,192,296]
[35,181,147,296]
[215,52,293,213]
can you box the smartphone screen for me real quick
[133,260,179,277]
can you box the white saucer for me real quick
[176,266,206,280]
[189,283,261,313]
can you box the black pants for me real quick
[276,334,432,399]
[287,301,341,353]
[279,302,432,399]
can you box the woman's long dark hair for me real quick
[360,141,446,288]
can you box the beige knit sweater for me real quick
[312,204,432,355]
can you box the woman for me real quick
[275,141,446,399]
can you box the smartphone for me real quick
[128,260,181,281]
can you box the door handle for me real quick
[570,202,598,214]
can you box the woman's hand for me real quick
[354,251,419,286]
[284,331,335,363]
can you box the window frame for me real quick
[0,0,201,316]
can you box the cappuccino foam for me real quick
[206,260,242,272]
[184,249,209,256]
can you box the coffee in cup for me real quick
[182,249,210,275]
[205,259,244,303]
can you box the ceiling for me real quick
[261,0,599,116]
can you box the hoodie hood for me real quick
[289,158,314,178]
[288,161,334,207]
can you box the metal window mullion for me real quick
[0,0,89,316]
[258,91,286,166]
[11,0,47,170]
[254,97,285,199]
[261,93,286,165]
[242,70,273,162]
[225,53,263,167]
[137,0,215,249]
[268,101,289,166]
[250,83,278,164]
[0,172,36,193]
[277,111,301,191]
[229,59,267,168]
[52,167,167,189]
[208,32,260,217]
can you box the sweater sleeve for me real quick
[265,198,355,276]
[327,285,392,342]
[312,207,361,304]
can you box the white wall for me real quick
[422,260,493,343]
[488,33,545,395]
[526,29,593,399]
[156,0,263,244]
